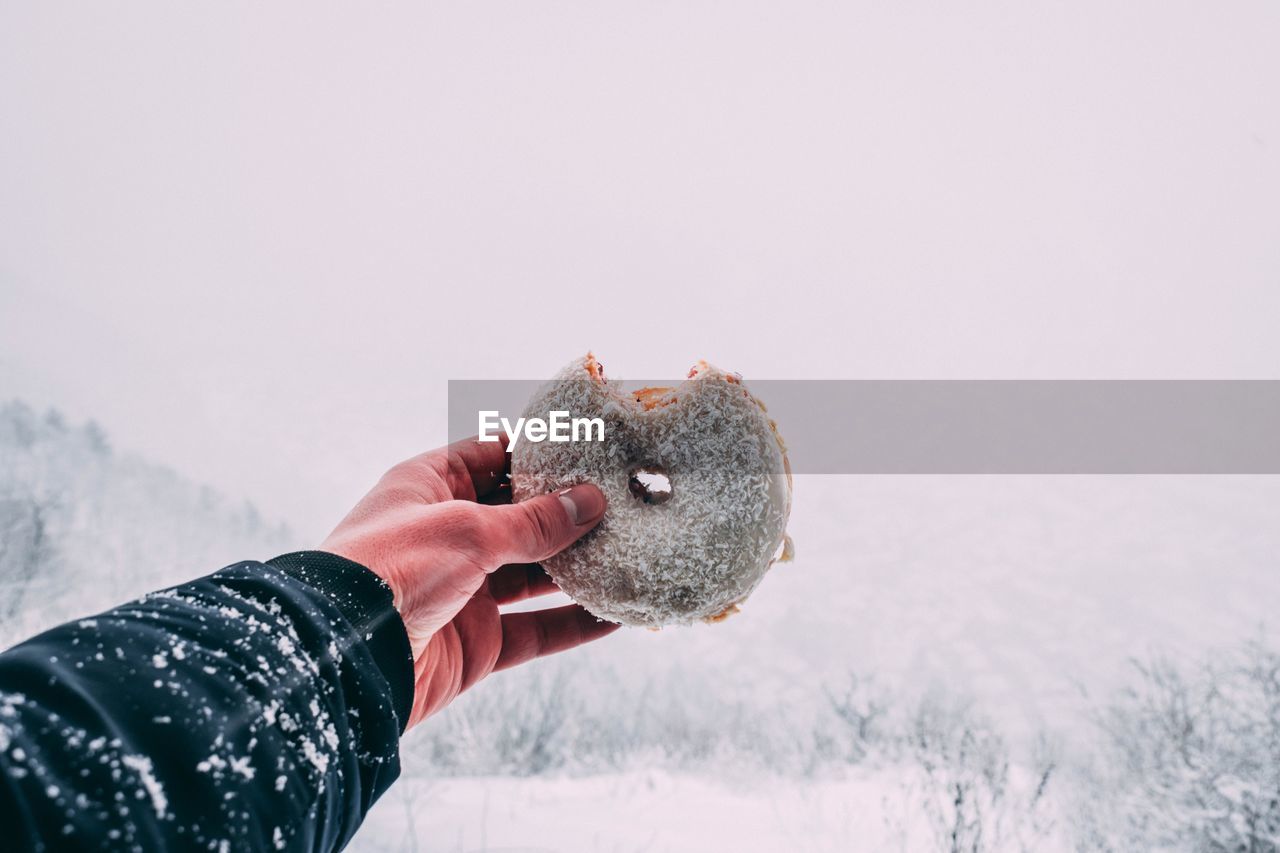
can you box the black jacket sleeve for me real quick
[0,551,415,852]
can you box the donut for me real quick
[510,354,793,627]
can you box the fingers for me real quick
[380,484,603,624]
[487,563,560,605]
[481,485,607,565]
[441,435,510,499]
[493,604,620,672]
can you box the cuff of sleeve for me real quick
[267,550,415,734]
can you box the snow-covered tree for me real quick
[0,400,291,643]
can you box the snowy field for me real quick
[352,770,1069,853]
[4,403,1280,850]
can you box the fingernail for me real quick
[558,484,607,526]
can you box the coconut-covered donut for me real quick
[510,354,793,627]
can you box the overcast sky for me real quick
[2,2,1278,532]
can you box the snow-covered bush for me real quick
[406,661,820,777]
[0,492,53,623]
[885,692,1058,852]
[819,671,889,765]
[0,403,75,625]
[413,663,576,776]
[1077,642,1280,852]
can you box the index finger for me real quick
[493,604,620,672]
[442,434,511,500]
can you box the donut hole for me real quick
[628,468,672,505]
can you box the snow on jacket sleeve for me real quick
[0,551,415,852]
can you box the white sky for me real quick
[2,2,1278,532]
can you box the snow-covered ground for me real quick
[352,769,1069,853]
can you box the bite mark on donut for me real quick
[632,386,676,410]
[704,603,742,623]
[583,352,607,383]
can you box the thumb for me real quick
[484,484,607,565]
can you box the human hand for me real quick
[320,437,617,729]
